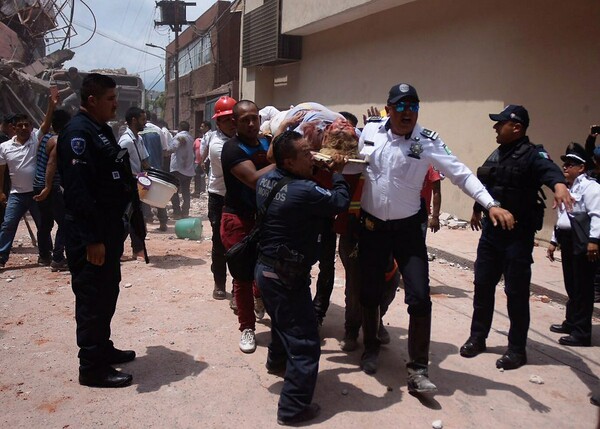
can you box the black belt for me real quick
[361,210,421,232]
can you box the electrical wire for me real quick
[73,20,163,59]
[69,0,96,49]
[61,0,76,49]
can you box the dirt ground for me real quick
[1,192,600,428]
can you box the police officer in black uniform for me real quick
[57,73,139,387]
[254,131,349,426]
[460,105,572,370]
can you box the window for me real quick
[168,32,212,80]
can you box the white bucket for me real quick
[139,176,177,208]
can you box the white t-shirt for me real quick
[118,127,149,175]
[206,128,230,196]
[0,129,42,193]
[169,130,195,177]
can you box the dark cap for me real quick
[387,83,419,104]
[560,142,589,165]
[489,105,530,127]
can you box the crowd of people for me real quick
[2,72,599,425]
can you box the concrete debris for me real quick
[529,375,544,385]
[447,220,468,229]
[438,213,453,221]
[123,283,133,288]
[432,420,444,429]
[539,295,551,303]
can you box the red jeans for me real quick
[220,212,260,331]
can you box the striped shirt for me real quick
[33,133,60,189]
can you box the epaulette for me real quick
[420,128,439,140]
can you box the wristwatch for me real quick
[485,200,501,210]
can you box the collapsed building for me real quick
[0,0,75,125]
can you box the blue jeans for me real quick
[0,192,44,263]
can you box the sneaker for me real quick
[254,297,265,320]
[407,373,438,394]
[37,256,52,266]
[50,259,69,272]
[239,329,256,353]
[212,285,226,300]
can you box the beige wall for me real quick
[281,0,415,35]
[241,0,600,239]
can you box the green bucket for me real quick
[174,217,203,240]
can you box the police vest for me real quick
[477,140,545,229]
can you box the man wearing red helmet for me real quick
[202,96,237,300]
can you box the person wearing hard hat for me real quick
[202,96,237,301]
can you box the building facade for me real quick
[239,0,600,237]
[165,0,241,136]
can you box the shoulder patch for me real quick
[538,151,550,160]
[364,140,375,146]
[442,143,452,155]
[70,137,86,155]
[420,128,439,140]
[314,186,332,196]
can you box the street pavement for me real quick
[1,216,599,428]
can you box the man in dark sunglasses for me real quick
[357,83,515,394]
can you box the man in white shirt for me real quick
[357,83,514,393]
[118,107,149,260]
[0,113,51,267]
[202,96,237,299]
[168,121,195,219]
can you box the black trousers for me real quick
[65,217,125,370]
[358,211,431,315]
[470,219,534,353]
[255,261,320,421]
[208,192,227,287]
[339,231,398,335]
[33,185,66,262]
[312,220,337,320]
[557,229,597,342]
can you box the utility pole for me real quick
[154,0,195,127]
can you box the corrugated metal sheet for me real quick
[242,0,301,67]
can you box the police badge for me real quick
[70,137,86,155]
[408,141,424,159]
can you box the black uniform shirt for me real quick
[256,168,350,266]
[57,110,134,245]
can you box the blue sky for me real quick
[63,0,215,91]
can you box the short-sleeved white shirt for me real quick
[0,129,42,193]
[118,127,149,175]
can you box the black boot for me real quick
[360,306,381,375]
[406,314,437,394]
